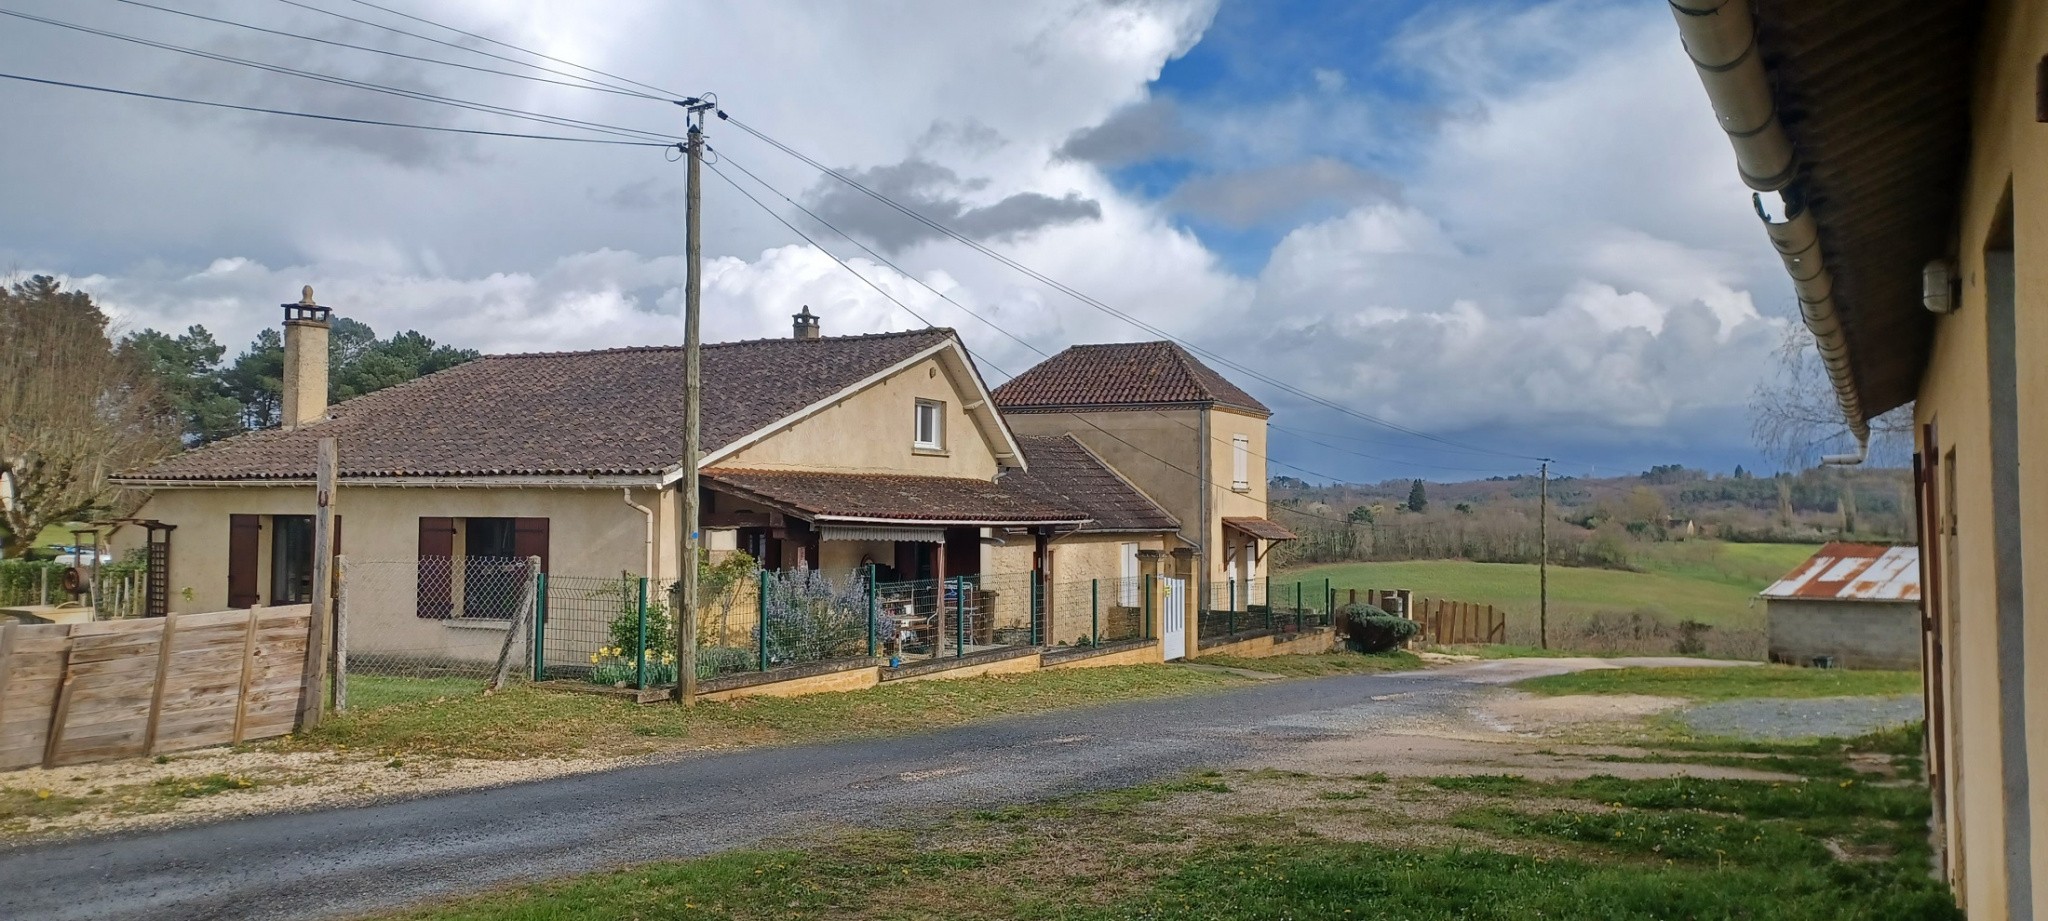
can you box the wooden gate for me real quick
[1159,577,1187,661]
[1411,598,1507,645]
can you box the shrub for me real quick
[1339,603,1417,653]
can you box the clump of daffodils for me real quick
[587,645,678,689]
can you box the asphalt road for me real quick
[0,662,1546,921]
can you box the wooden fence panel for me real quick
[1407,596,1508,646]
[0,605,314,771]
[0,624,72,770]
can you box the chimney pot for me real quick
[280,286,332,430]
[793,305,821,340]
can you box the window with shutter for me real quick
[416,517,456,618]
[1231,435,1251,492]
[227,515,262,608]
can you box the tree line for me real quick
[0,276,476,556]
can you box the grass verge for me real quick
[299,664,1260,760]
[1513,665,1920,701]
[1195,650,1420,677]
[380,725,1956,921]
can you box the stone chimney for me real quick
[792,305,820,340]
[280,286,332,430]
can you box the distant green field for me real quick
[1280,541,1820,629]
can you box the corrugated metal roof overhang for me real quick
[1748,0,1984,419]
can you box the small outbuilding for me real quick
[1761,542,1921,670]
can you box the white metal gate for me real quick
[1160,577,1187,661]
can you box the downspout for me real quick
[1197,408,1211,605]
[1671,0,1868,455]
[623,488,654,579]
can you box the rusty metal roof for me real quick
[1761,542,1920,602]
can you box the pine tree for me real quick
[1406,479,1428,513]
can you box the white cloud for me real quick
[0,0,1796,474]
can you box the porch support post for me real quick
[866,563,878,658]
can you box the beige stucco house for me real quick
[992,341,1296,610]
[112,298,1175,664]
[1674,1,2044,915]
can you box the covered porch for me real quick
[702,469,1089,660]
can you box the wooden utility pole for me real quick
[1538,459,1549,650]
[675,100,715,706]
[299,436,337,730]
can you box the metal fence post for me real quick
[1091,579,1100,647]
[954,576,966,659]
[1325,578,1333,621]
[636,577,648,690]
[1030,570,1042,646]
[1143,574,1153,640]
[757,574,770,672]
[1228,579,1236,613]
[866,564,878,658]
[1227,605,1235,637]
[530,571,548,682]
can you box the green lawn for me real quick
[305,665,1285,760]
[1280,541,1820,629]
[1515,665,1921,701]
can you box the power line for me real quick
[0,71,675,146]
[322,0,689,100]
[0,7,681,145]
[266,0,673,99]
[108,0,660,99]
[202,0,1561,471]
[719,114,1551,465]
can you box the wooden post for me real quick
[43,675,76,768]
[0,625,16,741]
[298,436,337,730]
[231,608,259,744]
[489,557,540,692]
[142,612,180,753]
[332,556,349,712]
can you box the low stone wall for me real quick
[883,646,1041,683]
[1042,638,1159,670]
[700,659,881,701]
[1195,626,1337,660]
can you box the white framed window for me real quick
[1119,542,1140,606]
[1231,434,1251,491]
[913,399,945,451]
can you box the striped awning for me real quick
[819,525,945,543]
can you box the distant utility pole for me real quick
[674,96,716,706]
[1538,459,1550,650]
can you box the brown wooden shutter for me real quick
[227,515,261,608]
[417,517,456,619]
[513,518,550,572]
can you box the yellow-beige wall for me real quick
[720,355,1004,479]
[115,486,652,613]
[1004,405,1273,601]
[1209,407,1272,595]
[1915,1,2048,914]
[1005,408,1206,544]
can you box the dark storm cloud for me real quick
[1054,97,1197,165]
[803,158,1101,253]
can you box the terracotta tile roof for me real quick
[991,341,1270,415]
[1005,435,1178,533]
[703,469,1087,525]
[1222,517,1298,541]
[1761,542,1920,602]
[122,329,955,481]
